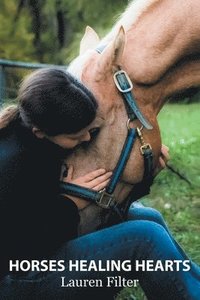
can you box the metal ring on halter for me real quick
[126,119,131,130]
[127,119,144,131]
[139,125,144,132]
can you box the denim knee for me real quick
[128,202,166,228]
[120,219,168,248]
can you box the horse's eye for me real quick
[78,127,100,150]
[89,127,100,140]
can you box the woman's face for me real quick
[46,127,92,149]
[33,114,102,150]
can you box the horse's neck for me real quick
[110,0,200,86]
[101,0,159,45]
[110,0,200,112]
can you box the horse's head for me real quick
[66,0,200,234]
[68,26,161,192]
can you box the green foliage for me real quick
[55,0,127,63]
[64,0,126,30]
[0,0,34,61]
[149,103,200,262]
[0,0,127,64]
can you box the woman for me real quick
[0,68,111,279]
[0,68,199,300]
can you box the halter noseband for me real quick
[60,46,154,220]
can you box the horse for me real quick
[64,0,200,235]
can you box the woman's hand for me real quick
[154,144,170,176]
[60,165,112,209]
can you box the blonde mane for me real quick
[68,0,159,76]
[101,0,159,44]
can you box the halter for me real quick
[60,46,154,219]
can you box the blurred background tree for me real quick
[0,0,128,64]
[0,0,34,61]
[0,0,128,101]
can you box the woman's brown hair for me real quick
[0,68,98,135]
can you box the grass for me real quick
[117,103,200,300]
[150,103,200,263]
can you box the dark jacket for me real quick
[0,119,80,280]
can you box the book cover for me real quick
[0,1,199,299]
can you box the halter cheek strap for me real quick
[113,69,153,130]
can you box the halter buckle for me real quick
[140,143,152,155]
[113,70,133,93]
[97,189,115,209]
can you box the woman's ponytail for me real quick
[0,105,20,130]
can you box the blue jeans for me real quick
[0,204,200,300]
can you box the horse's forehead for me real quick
[69,50,120,118]
[69,51,113,93]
